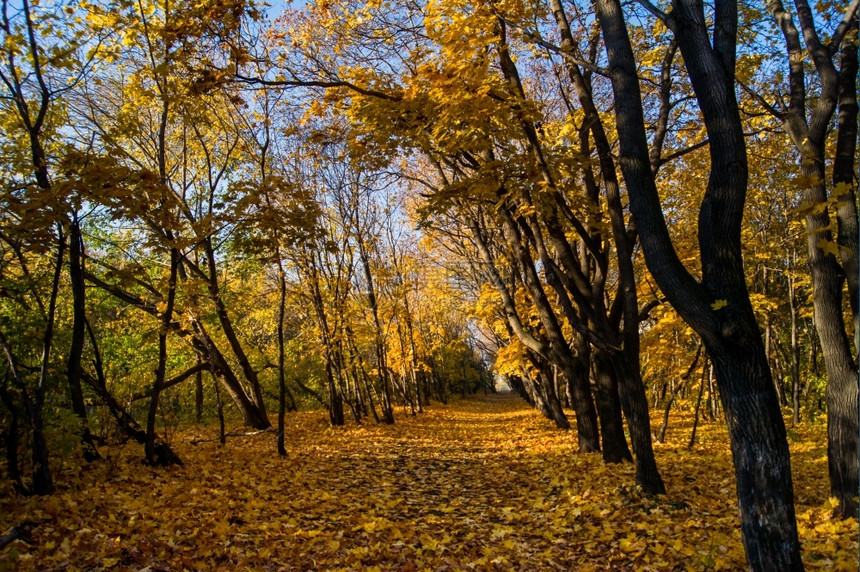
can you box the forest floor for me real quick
[0,393,856,571]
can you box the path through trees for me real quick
[0,395,854,570]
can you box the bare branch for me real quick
[738,78,784,120]
[233,73,403,102]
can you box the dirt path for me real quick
[0,394,855,570]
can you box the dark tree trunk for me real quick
[523,370,554,421]
[191,329,270,429]
[833,20,858,354]
[705,335,799,566]
[204,240,268,418]
[612,358,666,494]
[688,360,708,449]
[195,364,204,423]
[788,259,801,426]
[66,213,99,462]
[592,348,632,463]
[828,20,859,518]
[537,363,571,430]
[325,358,345,426]
[28,227,66,495]
[214,377,226,445]
[594,0,802,566]
[145,248,182,467]
[277,263,288,456]
[0,383,25,494]
[82,373,147,444]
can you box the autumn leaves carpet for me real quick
[0,393,856,570]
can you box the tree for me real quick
[0,0,108,492]
[760,0,859,518]
[594,0,801,567]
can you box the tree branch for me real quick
[831,0,860,51]
[233,73,402,102]
[636,0,674,30]
[129,362,211,401]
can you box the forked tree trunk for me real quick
[595,0,802,566]
[768,0,858,519]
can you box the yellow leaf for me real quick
[816,238,840,257]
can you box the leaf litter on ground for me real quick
[0,393,856,571]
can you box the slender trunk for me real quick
[82,372,147,444]
[145,248,182,467]
[277,261,287,456]
[688,358,709,449]
[788,257,801,426]
[204,240,268,418]
[402,295,424,413]
[30,227,65,495]
[358,242,394,424]
[195,363,204,423]
[66,213,99,462]
[214,375,226,445]
[708,364,718,421]
[658,344,702,443]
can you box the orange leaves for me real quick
[1,395,856,570]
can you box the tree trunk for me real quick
[769,0,858,520]
[594,0,802,565]
[277,261,288,456]
[788,258,801,426]
[829,20,859,517]
[204,240,268,419]
[358,241,394,425]
[195,364,204,424]
[188,322,270,429]
[0,383,25,494]
[85,267,270,429]
[145,248,182,467]
[800,144,859,519]
[592,348,632,462]
[688,359,708,449]
[66,213,99,462]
